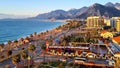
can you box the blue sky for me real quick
[0,0,119,16]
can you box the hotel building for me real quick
[116,18,120,32]
[110,17,120,28]
[110,17,120,32]
[86,16,104,28]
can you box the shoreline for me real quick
[0,21,67,44]
[0,20,69,63]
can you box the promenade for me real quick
[0,21,70,67]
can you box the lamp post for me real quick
[28,56,31,68]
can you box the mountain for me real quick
[67,7,88,18]
[105,2,120,10]
[34,10,68,19]
[105,2,115,7]
[34,2,120,19]
[0,14,16,19]
[0,14,28,19]
[115,3,120,10]
[77,3,120,19]
[34,7,88,19]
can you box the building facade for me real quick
[104,19,110,26]
[116,19,120,32]
[110,17,120,32]
[87,16,104,28]
[110,17,117,28]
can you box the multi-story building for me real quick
[86,16,104,28]
[110,17,120,32]
[110,17,120,28]
[116,19,120,32]
[104,19,110,26]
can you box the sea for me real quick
[0,19,65,44]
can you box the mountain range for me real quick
[33,2,120,19]
[0,14,29,19]
[0,2,120,19]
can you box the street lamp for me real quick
[27,56,31,68]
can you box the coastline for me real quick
[0,22,67,62]
[0,20,68,67]
[0,20,67,44]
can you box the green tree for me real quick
[14,40,18,47]
[0,43,4,48]
[30,34,33,38]
[20,49,28,67]
[5,65,10,68]
[28,44,36,53]
[21,49,28,60]
[7,40,12,50]
[58,63,64,68]
[0,55,4,59]
[0,43,4,52]
[5,50,12,57]
[12,54,20,68]
[20,38,24,45]
[34,32,37,36]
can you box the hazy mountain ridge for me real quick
[0,2,120,19]
[0,14,29,19]
[34,7,88,19]
[34,2,120,19]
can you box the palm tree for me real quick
[7,40,12,50]
[62,39,67,46]
[0,43,4,52]
[28,44,36,53]
[14,40,18,48]
[28,44,36,63]
[30,34,33,38]
[48,36,53,46]
[58,63,64,68]
[20,38,24,45]
[34,32,37,40]
[5,50,12,57]
[21,49,28,67]
[34,32,37,36]
[21,49,28,60]
[25,36,30,42]
[41,43,46,63]
[12,55,20,68]
[5,65,10,68]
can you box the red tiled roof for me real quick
[115,52,120,54]
[113,36,120,43]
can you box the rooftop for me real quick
[113,36,120,43]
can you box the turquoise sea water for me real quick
[0,19,65,43]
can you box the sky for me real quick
[0,0,120,17]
